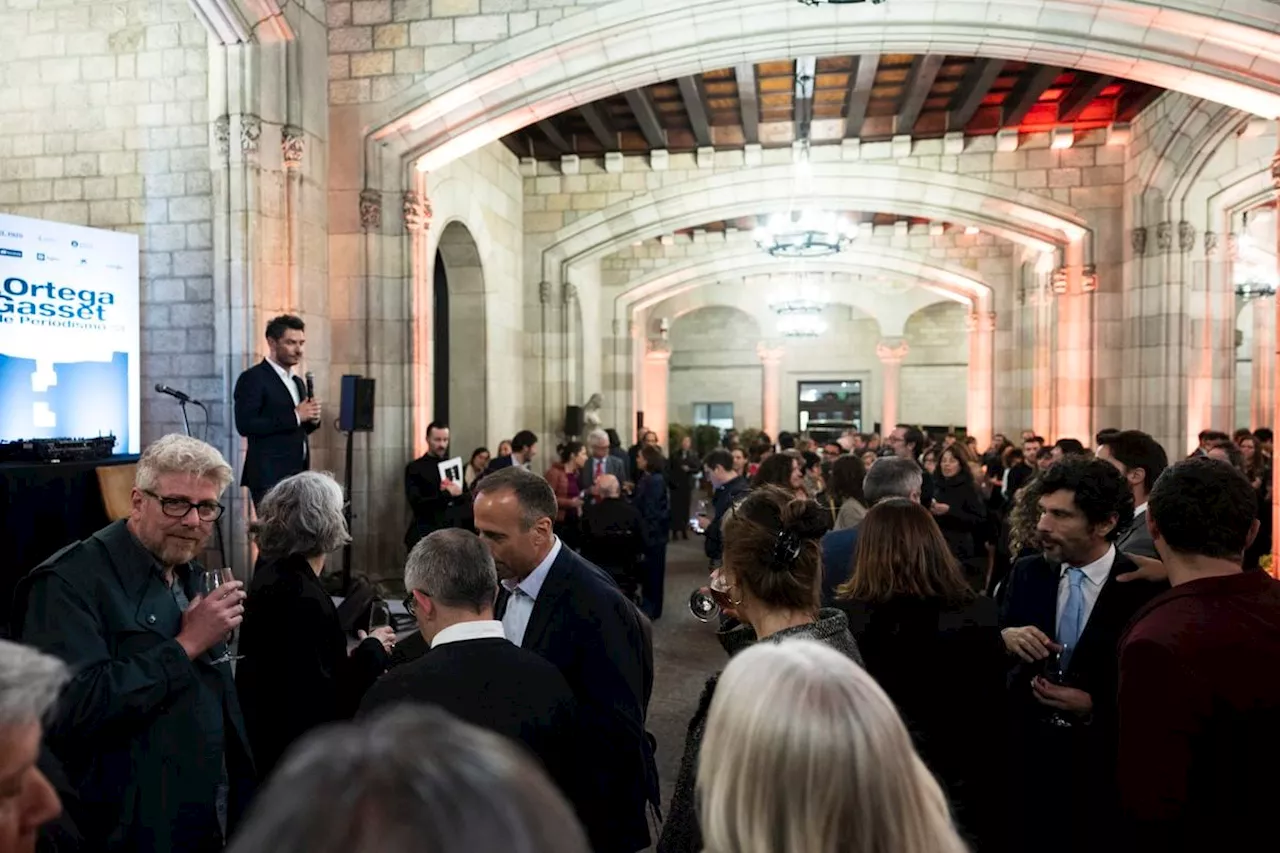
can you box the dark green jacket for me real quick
[15,520,255,853]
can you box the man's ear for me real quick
[1146,511,1161,544]
[413,589,434,622]
[1245,518,1261,552]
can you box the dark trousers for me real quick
[640,545,667,620]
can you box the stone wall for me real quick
[0,0,215,446]
[900,302,970,428]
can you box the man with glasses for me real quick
[359,529,585,815]
[15,434,255,853]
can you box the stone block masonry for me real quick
[0,0,218,446]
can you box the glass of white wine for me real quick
[197,568,243,665]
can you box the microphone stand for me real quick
[169,393,228,569]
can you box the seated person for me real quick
[579,474,644,601]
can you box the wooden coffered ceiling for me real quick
[503,54,1162,160]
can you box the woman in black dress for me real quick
[633,445,671,619]
[236,471,394,778]
[668,435,700,541]
[931,442,989,591]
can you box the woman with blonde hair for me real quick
[698,640,967,853]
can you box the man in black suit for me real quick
[698,449,749,570]
[473,468,656,853]
[998,456,1165,853]
[1096,429,1168,560]
[16,435,255,852]
[888,423,934,504]
[233,314,321,508]
[359,529,584,813]
[481,429,538,479]
[820,457,922,605]
[579,474,645,600]
[580,429,630,505]
[403,421,468,549]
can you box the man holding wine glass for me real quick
[15,434,256,853]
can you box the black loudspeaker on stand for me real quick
[337,375,376,594]
[564,405,584,438]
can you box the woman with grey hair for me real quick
[0,640,69,853]
[235,472,395,779]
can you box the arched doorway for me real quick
[434,221,487,452]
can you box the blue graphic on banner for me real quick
[0,353,127,451]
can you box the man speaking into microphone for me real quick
[233,314,322,508]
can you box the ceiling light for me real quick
[769,281,829,316]
[777,314,828,338]
[755,211,858,258]
[965,226,980,236]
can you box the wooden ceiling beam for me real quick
[1058,73,1114,122]
[1002,65,1062,127]
[844,53,880,139]
[577,103,615,150]
[1116,85,1164,122]
[677,76,713,147]
[896,54,945,135]
[624,88,667,149]
[794,56,817,143]
[948,58,1005,130]
[536,119,571,153]
[736,63,760,145]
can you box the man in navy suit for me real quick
[481,429,538,479]
[820,457,922,605]
[233,315,321,507]
[998,456,1165,853]
[473,467,656,853]
[580,428,629,505]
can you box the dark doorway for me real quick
[433,250,450,423]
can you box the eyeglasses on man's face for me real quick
[143,489,224,522]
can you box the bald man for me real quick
[580,474,644,601]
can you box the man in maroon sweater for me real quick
[1118,456,1280,852]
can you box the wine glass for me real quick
[197,568,243,665]
[369,600,392,633]
[688,571,733,622]
[691,498,713,535]
[1041,645,1073,728]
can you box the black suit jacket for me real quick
[998,550,1166,851]
[233,360,319,495]
[840,595,1006,850]
[496,547,656,853]
[403,453,467,549]
[481,454,518,479]
[580,497,645,584]
[15,521,255,853]
[358,636,586,816]
[235,553,388,779]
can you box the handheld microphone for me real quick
[155,384,192,403]
[305,371,315,400]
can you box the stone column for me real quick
[1253,295,1276,430]
[758,344,786,440]
[404,187,432,459]
[966,311,996,449]
[1052,238,1094,442]
[1271,143,1280,576]
[1032,282,1055,440]
[642,344,671,446]
[875,339,910,432]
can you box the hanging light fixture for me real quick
[1234,227,1278,299]
[777,314,829,338]
[797,0,887,6]
[770,279,829,338]
[754,211,859,258]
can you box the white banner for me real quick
[0,213,140,453]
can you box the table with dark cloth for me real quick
[0,454,138,635]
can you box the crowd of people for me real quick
[2,412,1279,853]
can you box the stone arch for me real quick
[367,0,1280,172]
[433,220,488,455]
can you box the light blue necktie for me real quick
[1058,567,1087,667]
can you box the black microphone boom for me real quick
[305,371,315,400]
[155,384,192,403]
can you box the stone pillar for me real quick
[966,311,996,449]
[1032,283,1055,440]
[876,339,910,432]
[1053,238,1094,442]
[404,186,432,460]
[1271,142,1280,576]
[758,344,786,440]
[1253,295,1277,430]
[642,344,671,446]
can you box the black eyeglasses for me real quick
[403,593,417,616]
[143,489,224,522]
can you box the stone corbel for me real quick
[403,191,431,233]
[1178,221,1195,254]
[1155,221,1173,254]
[1130,226,1147,257]
[282,125,304,170]
[539,281,552,304]
[1204,231,1219,257]
[240,115,262,154]
[563,283,578,305]
[214,115,231,157]
[358,189,382,231]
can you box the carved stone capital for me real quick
[214,115,231,157]
[282,125,305,169]
[1050,267,1069,295]
[563,282,578,304]
[1081,265,1098,292]
[359,189,382,231]
[875,339,910,364]
[240,114,262,154]
[757,343,786,365]
[966,311,997,332]
[1178,221,1195,254]
[1204,231,1220,257]
[1155,221,1173,253]
[1227,232,1241,262]
[1130,226,1147,257]
[403,191,432,233]
[645,343,671,362]
[539,281,552,304]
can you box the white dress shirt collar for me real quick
[1062,544,1116,587]
[430,620,508,649]
[1055,544,1116,640]
[1133,501,1148,518]
[501,536,562,602]
[266,356,293,381]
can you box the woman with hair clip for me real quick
[657,487,863,853]
[544,441,587,550]
[836,498,1005,851]
[698,641,968,853]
